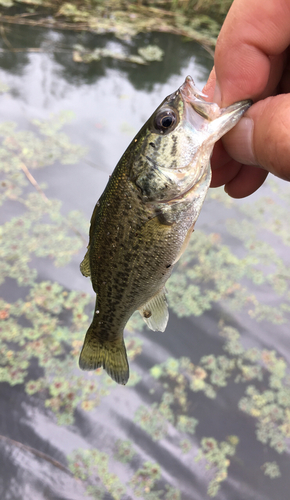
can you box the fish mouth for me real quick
[179,75,252,123]
[180,75,221,121]
[179,75,252,147]
[180,75,208,101]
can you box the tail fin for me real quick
[79,323,129,385]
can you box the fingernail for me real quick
[213,81,221,106]
[223,117,257,165]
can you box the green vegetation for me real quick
[0,0,234,52]
[195,436,239,497]
[72,43,164,64]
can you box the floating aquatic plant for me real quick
[114,439,136,464]
[138,45,164,62]
[195,435,239,497]
[68,446,181,500]
[68,448,126,500]
[72,44,164,65]
[261,461,281,478]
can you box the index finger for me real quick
[214,0,290,105]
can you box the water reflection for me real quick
[0,25,211,88]
[0,23,290,500]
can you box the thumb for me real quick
[222,94,290,182]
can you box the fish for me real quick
[79,75,251,385]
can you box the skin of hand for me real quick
[203,0,290,198]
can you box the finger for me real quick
[279,47,290,93]
[210,159,243,188]
[214,0,290,105]
[259,53,286,99]
[223,94,290,181]
[202,67,216,100]
[211,140,231,170]
[224,165,268,198]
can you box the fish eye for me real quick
[153,109,177,134]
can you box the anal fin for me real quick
[139,287,168,332]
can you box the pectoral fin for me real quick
[80,247,91,277]
[139,287,168,332]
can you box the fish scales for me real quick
[79,76,252,385]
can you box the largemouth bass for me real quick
[79,76,251,385]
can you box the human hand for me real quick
[203,0,290,198]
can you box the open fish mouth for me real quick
[180,75,221,121]
[179,75,252,142]
[180,75,208,100]
[179,75,252,124]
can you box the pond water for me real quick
[0,24,290,500]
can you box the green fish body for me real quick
[79,76,251,384]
